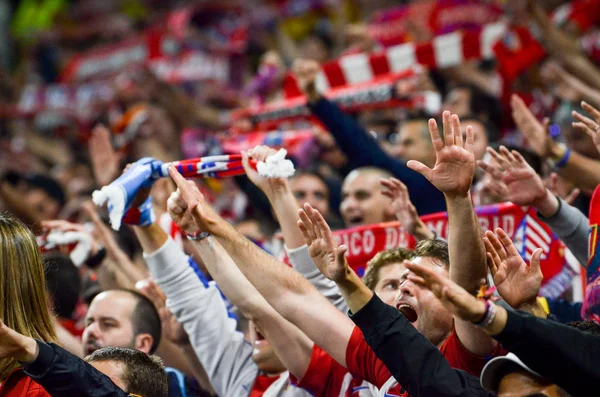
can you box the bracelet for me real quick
[85,246,106,269]
[554,147,571,169]
[185,230,211,241]
[473,300,497,327]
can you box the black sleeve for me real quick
[350,294,491,397]
[22,340,128,397]
[494,309,600,397]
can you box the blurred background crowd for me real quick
[1,0,600,395]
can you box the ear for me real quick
[134,333,154,354]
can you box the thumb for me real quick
[241,150,254,175]
[530,248,543,276]
[336,245,348,267]
[407,160,432,181]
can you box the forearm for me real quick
[335,268,374,315]
[133,224,170,254]
[558,150,600,192]
[264,183,304,249]
[446,194,486,293]
[212,221,354,367]
[491,308,600,396]
[180,344,217,396]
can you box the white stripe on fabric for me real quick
[386,43,417,72]
[339,53,374,85]
[433,31,463,68]
[481,22,506,59]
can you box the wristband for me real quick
[85,246,106,269]
[548,143,571,169]
[554,147,571,169]
[185,230,211,241]
[473,300,497,327]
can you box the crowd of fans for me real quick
[0,0,599,396]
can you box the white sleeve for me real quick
[286,244,349,313]
[144,238,257,396]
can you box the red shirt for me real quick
[293,325,504,397]
[0,368,51,397]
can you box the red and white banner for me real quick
[233,70,441,130]
[369,0,503,48]
[333,202,566,285]
[60,29,230,84]
[310,21,506,93]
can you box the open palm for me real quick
[484,228,543,308]
[407,111,475,197]
[297,203,348,282]
[479,146,546,207]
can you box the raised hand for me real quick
[88,125,123,187]
[292,59,320,101]
[167,166,220,235]
[404,261,486,323]
[510,94,554,158]
[547,172,580,205]
[380,177,434,241]
[297,203,348,282]
[407,111,475,198]
[478,146,547,207]
[136,279,190,346]
[572,101,600,155]
[241,145,287,194]
[484,228,543,308]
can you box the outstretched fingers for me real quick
[442,111,454,147]
[310,204,337,247]
[464,125,474,153]
[582,101,600,123]
[168,166,198,207]
[429,118,445,152]
[297,208,317,244]
[496,227,520,258]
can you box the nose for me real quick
[83,322,101,342]
[400,276,414,298]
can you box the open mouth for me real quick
[396,303,418,323]
[347,216,364,226]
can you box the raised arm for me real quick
[168,166,354,368]
[127,184,258,396]
[407,111,495,356]
[293,59,446,215]
[167,185,313,379]
[479,146,589,265]
[241,146,347,312]
[406,260,600,397]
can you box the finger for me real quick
[582,101,600,123]
[428,118,445,152]
[407,160,433,181]
[464,125,474,153]
[565,188,580,205]
[530,248,543,277]
[511,150,527,165]
[442,111,454,147]
[452,114,463,147]
[571,111,597,130]
[486,230,507,260]
[405,261,441,285]
[496,227,519,257]
[477,160,503,179]
[336,245,348,266]
[241,150,254,174]
[483,236,502,272]
[312,205,336,246]
[298,208,317,241]
[499,145,518,165]
[572,121,593,136]
[486,252,498,276]
[303,203,323,240]
[407,274,427,288]
[487,147,511,170]
[297,219,313,247]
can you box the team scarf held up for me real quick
[331,202,568,289]
[92,150,295,230]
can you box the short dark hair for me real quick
[413,239,450,268]
[364,248,413,290]
[451,83,502,128]
[43,252,81,319]
[566,320,600,336]
[85,347,168,397]
[461,114,501,144]
[113,289,162,354]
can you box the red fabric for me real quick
[59,318,83,338]
[249,374,280,397]
[0,368,51,397]
[568,0,600,32]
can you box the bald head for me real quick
[340,167,395,228]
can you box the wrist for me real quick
[533,189,560,218]
[264,181,291,200]
[16,336,39,364]
[413,221,435,241]
[484,305,508,336]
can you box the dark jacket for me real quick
[308,97,446,215]
[350,294,492,397]
[22,340,129,396]
[494,309,600,397]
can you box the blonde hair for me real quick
[363,248,413,290]
[0,213,55,380]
